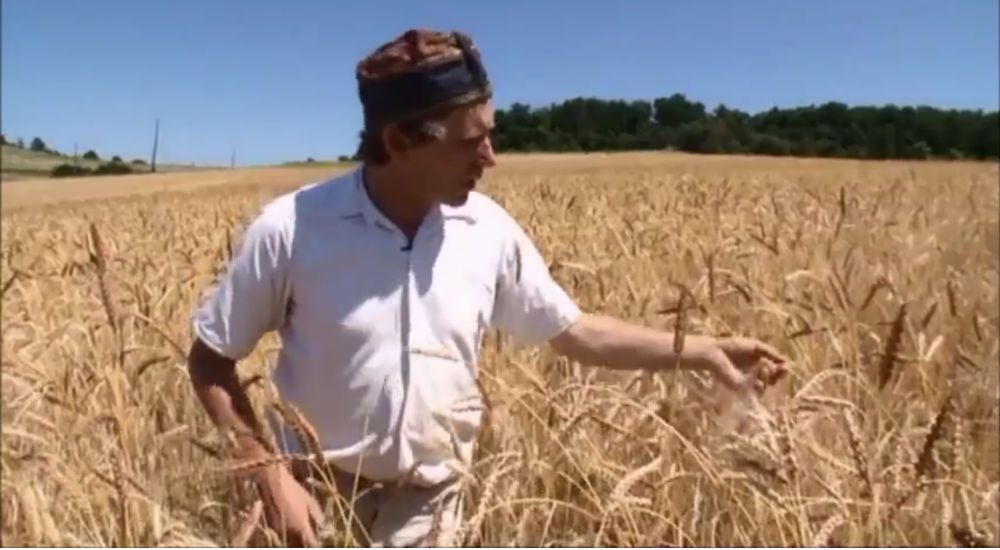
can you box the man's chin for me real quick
[442,191,470,207]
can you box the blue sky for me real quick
[2,0,997,166]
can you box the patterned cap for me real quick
[356,29,492,126]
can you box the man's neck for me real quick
[362,164,433,240]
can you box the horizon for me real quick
[2,0,997,166]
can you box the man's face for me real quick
[398,99,497,207]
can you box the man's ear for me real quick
[381,124,411,161]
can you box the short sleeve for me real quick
[490,220,582,345]
[192,208,294,361]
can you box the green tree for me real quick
[653,94,707,127]
[457,96,997,160]
[30,137,47,152]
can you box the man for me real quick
[187,28,787,547]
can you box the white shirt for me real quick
[192,167,581,486]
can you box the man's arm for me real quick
[549,313,721,372]
[187,338,273,461]
[549,313,786,391]
[185,205,324,545]
[188,337,323,546]
[188,201,294,456]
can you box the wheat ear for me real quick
[778,410,799,483]
[950,523,990,548]
[811,513,845,547]
[673,285,688,369]
[946,278,958,317]
[272,400,324,466]
[844,410,873,497]
[89,223,118,334]
[609,455,663,510]
[915,392,953,482]
[878,303,907,389]
[890,392,953,518]
[454,462,515,546]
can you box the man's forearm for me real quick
[550,313,723,373]
[188,339,273,462]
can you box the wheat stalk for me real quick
[422,496,447,548]
[223,454,298,476]
[110,449,129,546]
[2,153,996,548]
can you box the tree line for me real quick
[489,94,999,160]
[2,134,58,155]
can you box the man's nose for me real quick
[478,136,497,167]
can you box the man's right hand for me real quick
[256,465,323,547]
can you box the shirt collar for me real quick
[337,166,477,226]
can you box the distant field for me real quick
[281,158,358,168]
[0,164,349,210]
[1,152,998,547]
[0,145,214,182]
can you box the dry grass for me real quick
[2,152,998,546]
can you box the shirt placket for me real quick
[397,211,447,477]
[376,214,430,474]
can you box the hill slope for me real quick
[0,145,210,181]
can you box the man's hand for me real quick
[256,465,323,547]
[711,336,789,394]
[550,314,789,395]
[187,339,323,546]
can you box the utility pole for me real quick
[230,148,236,169]
[73,142,78,166]
[150,118,160,173]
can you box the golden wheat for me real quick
[2,152,998,547]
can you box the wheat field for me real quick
[2,152,998,547]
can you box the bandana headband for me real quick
[358,32,492,126]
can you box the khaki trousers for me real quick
[295,462,464,548]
